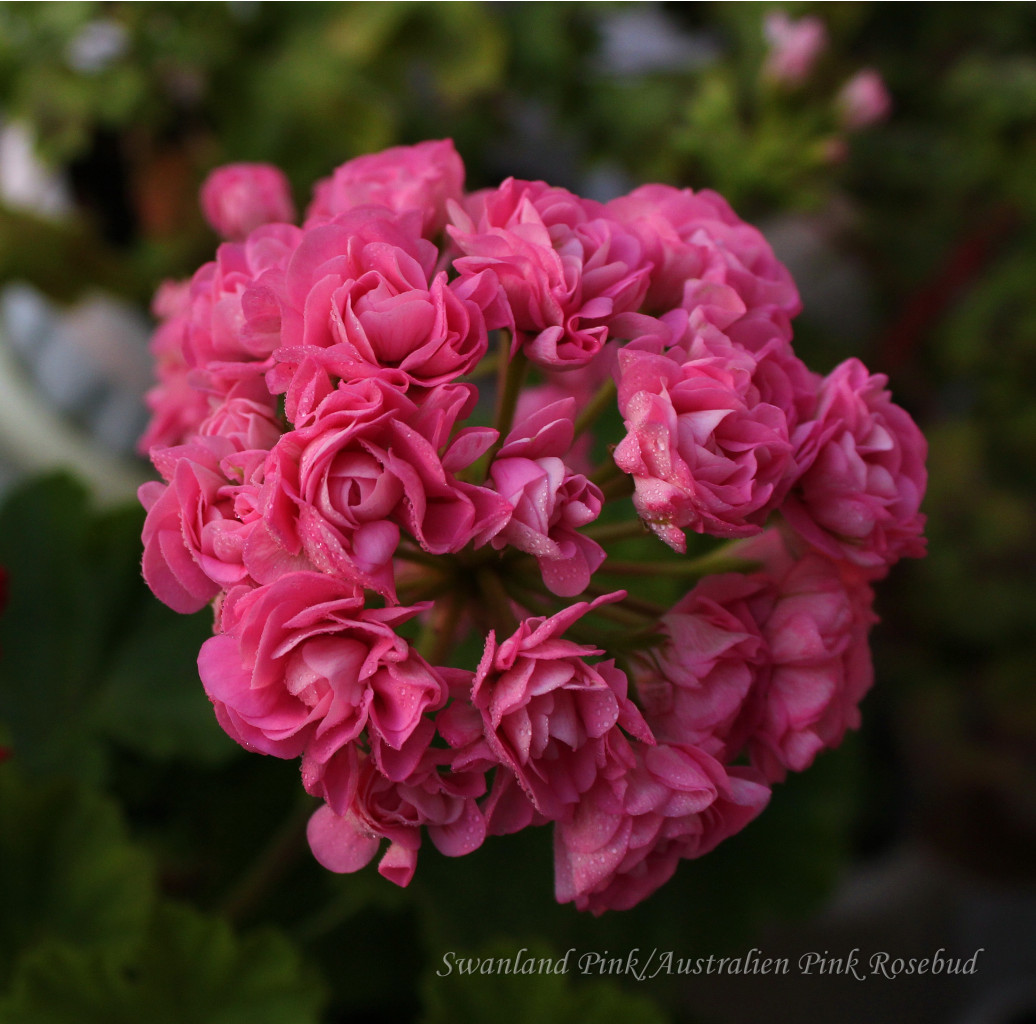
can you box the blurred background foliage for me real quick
[0,3,1034,1022]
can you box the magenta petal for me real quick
[306,805,380,873]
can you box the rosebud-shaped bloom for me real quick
[197,385,283,453]
[266,209,492,420]
[183,224,302,398]
[450,178,650,369]
[488,398,605,597]
[633,572,769,762]
[554,743,770,914]
[200,163,296,241]
[605,184,800,327]
[783,358,927,574]
[306,139,465,238]
[748,551,878,781]
[255,378,508,595]
[837,69,892,130]
[198,571,445,761]
[472,595,653,821]
[306,745,487,887]
[762,12,827,86]
[140,435,264,613]
[613,329,796,551]
[139,279,212,452]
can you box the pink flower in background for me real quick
[762,11,827,86]
[838,69,893,129]
[200,163,296,241]
[138,138,927,913]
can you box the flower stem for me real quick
[423,590,465,666]
[491,341,528,451]
[573,377,617,439]
[590,457,624,488]
[470,334,527,482]
[582,518,650,544]
[597,549,759,579]
[395,544,440,569]
[477,566,519,636]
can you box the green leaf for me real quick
[0,902,327,1024]
[0,770,155,987]
[0,474,116,781]
[93,598,237,767]
[0,472,235,777]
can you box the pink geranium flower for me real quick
[138,279,212,452]
[255,377,508,595]
[198,571,445,761]
[748,550,878,781]
[306,744,487,887]
[783,358,927,574]
[488,398,605,596]
[472,595,653,821]
[306,139,465,238]
[633,572,769,762]
[137,138,928,913]
[200,163,296,241]
[762,11,828,86]
[265,208,493,420]
[181,223,302,399]
[554,743,770,914]
[613,327,798,550]
[606,183,801,326]
[450,178,650,369]
[140,433,269,613]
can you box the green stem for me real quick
[573,377,617,438]
[425,590,465,666]
[394,544,441,569]
[582,518,650,544]
[468,334,527,482]
[597,548,759,579]
[477,566,519,636]
[590,457,624,488]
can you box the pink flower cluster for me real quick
[139,140,926,914]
